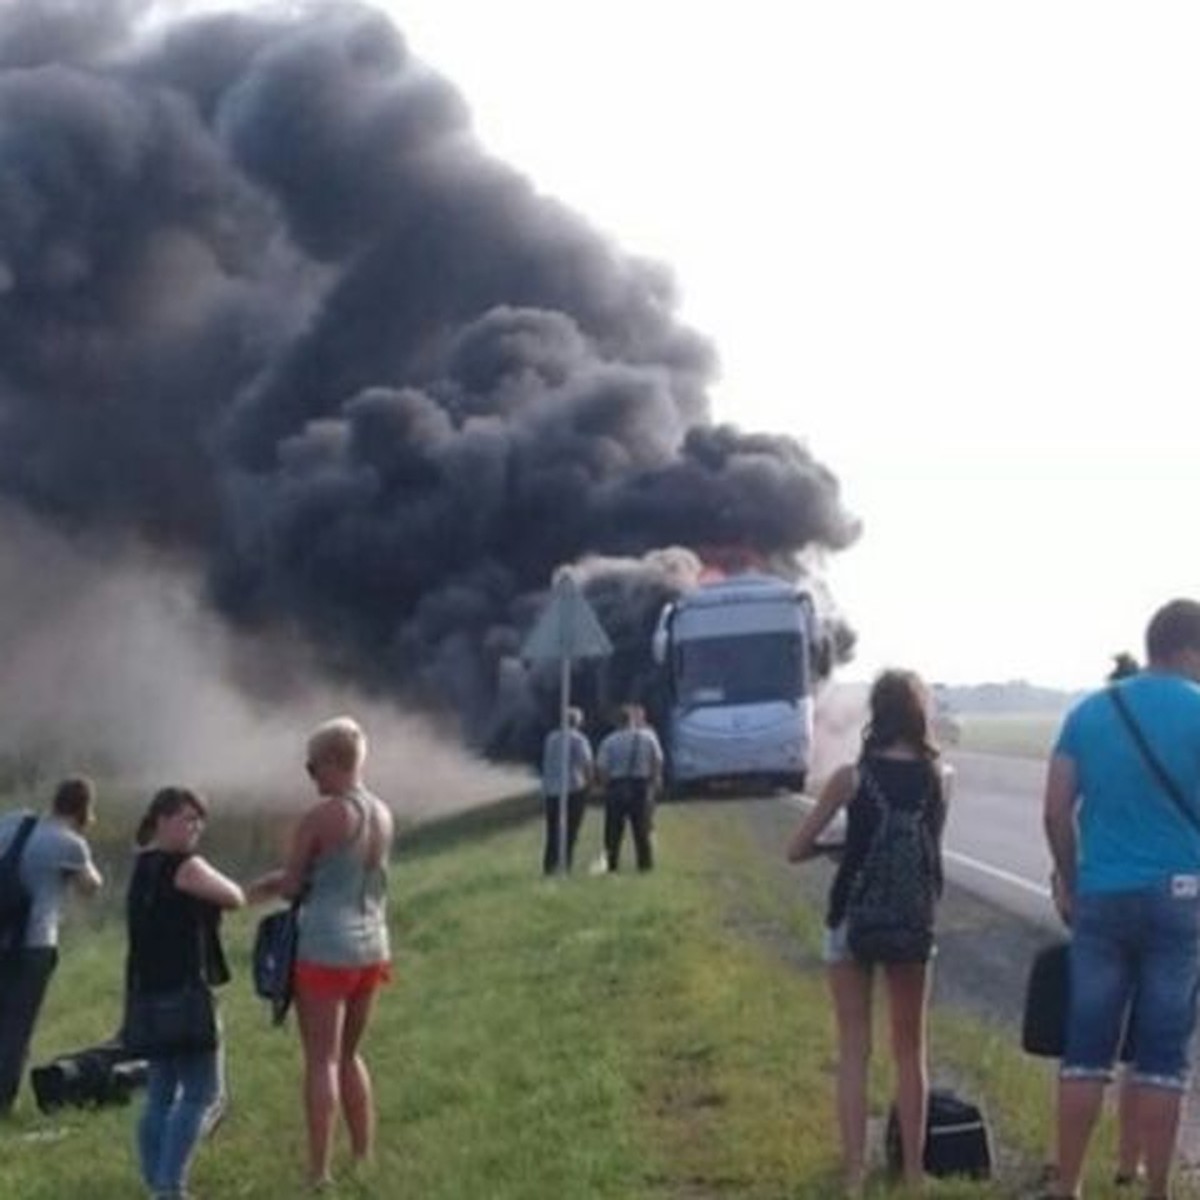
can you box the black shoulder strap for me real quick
[1,814,38,870]
[1109,686,1200,837]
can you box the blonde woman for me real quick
[249,717,394,1190]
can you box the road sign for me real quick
[522,573,612,876]
[521,573,613,663]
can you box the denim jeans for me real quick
[1064,879,1200,1090]
[137,1047,221,1193]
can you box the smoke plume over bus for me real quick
[0,1,859,760]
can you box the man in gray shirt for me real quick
[540,707,594,874]
[0,777,103,1114]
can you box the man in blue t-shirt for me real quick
[1043,599,1200,1200]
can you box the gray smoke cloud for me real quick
[0,504,529,812]
[0,1,860,757]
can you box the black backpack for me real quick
[0,814,38,956]
[886,1088,993,1179]
[844,763,938,963]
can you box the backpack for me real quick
[252,902,300,1026]
[0,814,39,956]
[844,763,938,963]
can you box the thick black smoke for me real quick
[0,1,859,753]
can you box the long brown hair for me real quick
[861,669,939,760]
[135,786,207,847]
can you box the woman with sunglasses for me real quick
[248,716,394,1191]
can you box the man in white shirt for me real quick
[540,707,594,874]
[595,704,664,872]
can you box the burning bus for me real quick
[651,573,819,795]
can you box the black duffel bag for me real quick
[886,1087,993,1179]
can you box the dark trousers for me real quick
[604,780,654,872]
[0,946,58,1113]
[543,790,588,874]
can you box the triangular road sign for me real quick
[521,574,613,662]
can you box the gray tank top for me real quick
[297,787,390,967]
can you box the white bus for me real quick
[651,573,818,795]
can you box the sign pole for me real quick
[557,652,570,876]
[521,571,613,882]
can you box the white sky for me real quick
[365,5,1198,686]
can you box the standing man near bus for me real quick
[596,704,664,873]
[0,777,104,1115]
[540,707,594,874]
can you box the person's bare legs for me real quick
[828,960,873,1195]
[339,985,380,1164]
[1114,1067,1141,1181]
[1055,1077,1107,1197]
[1136,1084,1184,1199]
[884,962,930,1189]
[295,988,346,1186]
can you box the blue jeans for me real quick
[1064,880,1200,1090]
[137,1048,221,1193]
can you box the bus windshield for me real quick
[672,632,807,708]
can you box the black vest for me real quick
[126,850,229,994]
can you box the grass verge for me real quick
[955,714,1061,760]
[0,797,1164,1198]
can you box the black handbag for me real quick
[886,1088,993,1179]
[1021,941,1069,1057]
[124,984,218,1057]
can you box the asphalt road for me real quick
[769,748,1200,1168]
[792,749,1059,928]
[940,751,1057,928]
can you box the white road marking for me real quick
[941,847,1051,898]
[782,793,1052,900]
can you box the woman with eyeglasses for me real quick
[248,716,394,1191]
[126,787,244,1200]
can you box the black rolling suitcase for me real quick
[885,1087,993,1179]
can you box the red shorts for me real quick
[293,960,392,1001]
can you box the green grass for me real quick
[0,798,1182,1198]
[955,714,1061,760]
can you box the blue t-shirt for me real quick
[1054,673,1200,892]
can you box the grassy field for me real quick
[954,713,1062,760]
[0,795,1167,1199]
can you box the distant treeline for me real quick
[935,681,1083,715]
